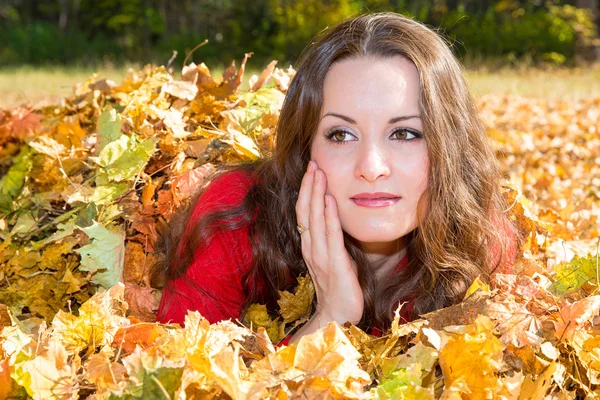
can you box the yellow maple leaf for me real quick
[54,116,87,149]
[277,274,315,323]
[438,315,506,399]
[553,295,600,342]
[463,276,491,301]
[251,322,371,399]
[16,338,79,399]
[50,283,129,355]
[243,303,274,330]
[85,350,128,393]
[518,362,559,400]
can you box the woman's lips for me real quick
[351,197,400,208]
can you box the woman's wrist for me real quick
[287,311,328,345]
[287,310,354,345]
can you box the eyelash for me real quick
[324,128,423,146]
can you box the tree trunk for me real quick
[58,0,68,31]
[72,0,80,33]
[575,0,599,63]
[143,0,152,62]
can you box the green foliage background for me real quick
[0,0,597,68]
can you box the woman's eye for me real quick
[325,128,422,145]
[392,129,421,140]
[324,129,355,145]
[332,131,352,142]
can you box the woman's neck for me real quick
[361,237,408,281]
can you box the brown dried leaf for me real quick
[124,282,161,322]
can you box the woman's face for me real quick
[310,55,429,256]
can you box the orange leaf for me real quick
[0,359,12,400]
[112,323,166,356]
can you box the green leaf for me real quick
[381,341,438,377]
[105,135,156,182]
[74,220,125,289]
[109,368,183,400]
[371,341,438,399]
[9,212,37,236]
[31,215,78,251]
[141,367,183,400]
[75,203,98,228]
[91,133,156,182]
[551,254,599,296]
[243,303,271,328]
[221,107,264,135]
[0,146,33,215]
[92,181,130,205]
[240,86,285,115]
[371,364,435,399]
[97,109,123,154]
[91,133,128,167]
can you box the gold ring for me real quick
[297,223,310,235]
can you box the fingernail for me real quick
[307,161,314,172]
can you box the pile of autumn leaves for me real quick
[0,54,599,399]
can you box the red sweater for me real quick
[156,169,517,347]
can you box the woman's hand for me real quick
[295,160,364,325]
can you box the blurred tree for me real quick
[0,0,597,65]
[267,0,361,62]
[575,0,599,60]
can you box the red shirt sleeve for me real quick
[156,170,259,327]
[275,334,293,348]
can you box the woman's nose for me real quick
[355,143,391,182]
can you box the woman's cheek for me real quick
[323,172,344,197]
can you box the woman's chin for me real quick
[342,224,416,246]
[345,232,404,245]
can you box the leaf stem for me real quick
[18,204,84,242]
[151,374,172,400]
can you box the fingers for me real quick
[296,161,315,260]
[295,161,345,270]
[296,161,314,227]
[324,194,347,263]
[309,168,327,261]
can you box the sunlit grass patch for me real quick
[1,62,598,109]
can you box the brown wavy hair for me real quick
[152,11,523,333]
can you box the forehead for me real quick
[321,56,421,115]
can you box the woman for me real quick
[153,12,521,347]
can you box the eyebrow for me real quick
[320,112,421,125]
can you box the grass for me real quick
[0,65,134,110]
[0,63,258,109]
[1,62,599,110]
[464,63,600,101]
